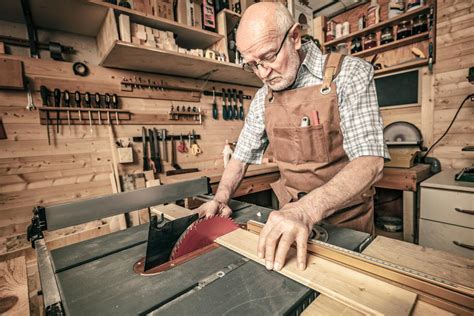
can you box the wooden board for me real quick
[100,41,262,87]
[0,58,23,90]
[150,203,194,220]
[0,255,29,315]
[363,236,474,288]
[216,229,418,315]
[304,295,455,316]
[375,164,433,191]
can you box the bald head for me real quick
[236,2,294,54]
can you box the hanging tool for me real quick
[53,88,61,133]
[232,89,239,120]
[40,85,51,145]
[64,90,71,132]
[212,87,218,119]
[112,94,119,125]
[227,89,234,120]
[161,129,168,162]
[238,90,244,120]
[190,130,202,156]
[74,91,82,123]
[25,79,36,111]
[84,92,93,134]
[94,93,102,125]
[177,133,188,153]
[143,127,149,171]
[104,93,111,125]
[153,128,162,173]
[222,89,228,120]
[148,129,156,173]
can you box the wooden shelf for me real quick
[353,32,430,58]
[0,0,223,49]
[324,4,432,47]
[375,58,428,76]
[92,1,223,49]
[0,0,109,36]
[100,41,262,87]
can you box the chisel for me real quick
[40,85,51,145]
[149,129,156,173]
[53,88,61,133]
[142,127,149,171]
[64,90,71,132]
[94,93,102,125]
[84,92,93,134]
[227,89,234,120]
[153,128,162,173]
[74,91,82,123]
[161,129,168,162]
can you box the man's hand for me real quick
[258,202,316,271]
[195,199,232,218]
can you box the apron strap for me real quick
[320,53,345,95]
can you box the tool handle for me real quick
[84,92,91,107]
[94,93,101,108]
[112,94,119,109]
[239,106,244,120]
[104,93,111,108]
[40,86,50,106]
[53,88,61,107]
[212,104,218,120]
[74,91,81,107]
[64,90,70,107]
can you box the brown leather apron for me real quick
[265,53,375,234]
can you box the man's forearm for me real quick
[301,156,384,223]
[214,158,249,204]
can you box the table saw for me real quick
[27,177,374,315]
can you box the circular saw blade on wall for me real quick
[384,121,424,148]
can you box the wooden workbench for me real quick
[161,163,280,198]
[375,164,434,242]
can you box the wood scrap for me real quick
[0,256,29,315]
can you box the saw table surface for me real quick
[49,199,371,315]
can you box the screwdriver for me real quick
[84,92,93,134]
[104,93,111,125]
[222,88,227,120]
[94,93,102,125]
[64,90,71,132]
[74,91,82,123]
[112,94,119,125]
[40,86,51,145]
[53,88,61,133]
[232,89,238,120]
[212,87,218,119]
[227,89,234,120]
[238,90,244,120]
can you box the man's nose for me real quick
[257,64,272,79]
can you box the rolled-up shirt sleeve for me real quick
[337,57,390,161]
[233,87,269,164]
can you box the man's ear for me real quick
[291,23,302,50]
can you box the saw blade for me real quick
[170,217,238,260]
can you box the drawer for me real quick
[419,219,474,258]
[420,188,474,228]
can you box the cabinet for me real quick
[419,170,474,258]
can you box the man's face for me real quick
[238,26,301,91]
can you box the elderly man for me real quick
[197,2,389,272]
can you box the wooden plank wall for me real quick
[0,55,257,259]
[431,0,474,169]
[331,0,473,169]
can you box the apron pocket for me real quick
[273,127,299,163]
[296,125,329,163]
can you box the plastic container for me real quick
[335,23,343,38]
[397,20,412,39]
[326,20,336,41]
[381,26,394,44]
[366,0,380,27]
[364,32,378,49]
[351,37,363,54]
[388,0,405,19]
[342,21,350,36]
[413,14,428,34]
[407,0,423,11]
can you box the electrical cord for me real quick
[423,93,474,158]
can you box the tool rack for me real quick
[39,107,132,125]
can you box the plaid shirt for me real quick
[233,41,390,164]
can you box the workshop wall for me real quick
[0,24,257,262]
[431,0,474,169]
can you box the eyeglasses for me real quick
[241,25,294,73]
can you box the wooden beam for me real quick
[216,228,418,315]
